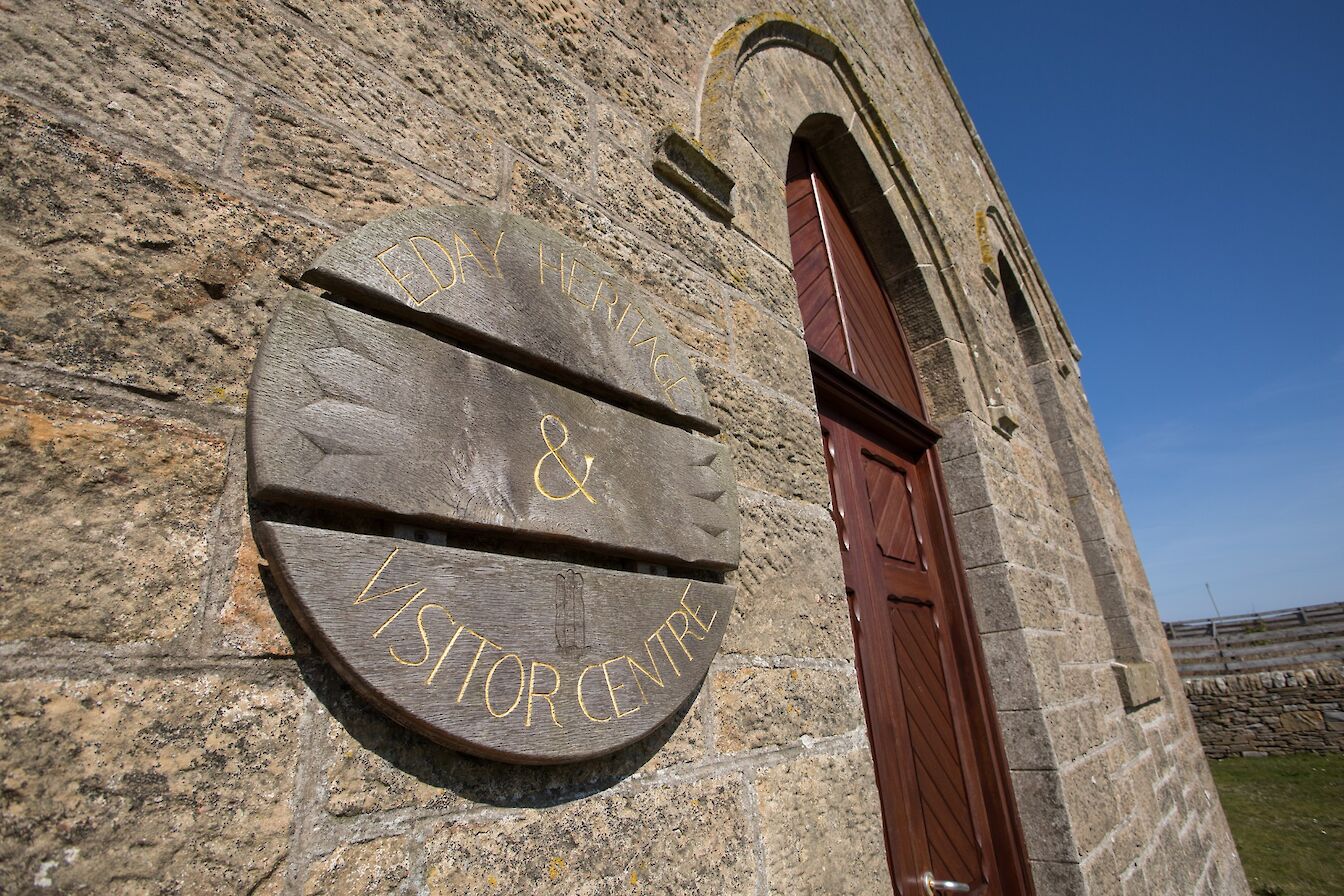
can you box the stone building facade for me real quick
[0,2,1248,894]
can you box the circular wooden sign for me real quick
[247,207,739,764]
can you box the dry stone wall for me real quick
[1184,666,1344,759]
[0,1,1247,894]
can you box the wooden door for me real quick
[789,145,1033,896]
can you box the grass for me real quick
[1209,753,1344,896]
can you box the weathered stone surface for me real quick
[468,0,698,124]
[722,128,791,263]
[0,95,328,406]
[242,99,469,227]
[125,0,505,188]
[293,0,590,180]
[1010,770,1081,863]
[1112,660,1161,710]
[1183,665,1344,757]
[218,523,295,656]
[423,777,755,895]
[729,298,812,404]
[713,666,862,752]
[756,750,892,895]
[726,490,853,659]
[510,161,799,328]
[0,675,300,893]
[652,127,736,220]
[320,668,707,817]
[0,385,226,642]
[996,707,1059,771]
[695,362,829,505]
[303,836,410,896]
[1059,747,1124,855]
[0,0,233,166]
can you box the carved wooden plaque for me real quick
[247,206,740,764]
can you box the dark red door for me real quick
[790,145,1033,896]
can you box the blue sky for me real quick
[919,1,1344,621]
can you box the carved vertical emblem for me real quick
[554,570,587,650]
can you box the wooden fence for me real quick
[1163,601,1344,678]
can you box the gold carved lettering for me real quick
[473,228,506,278]
[456,631,500,703]
[601,656,641,719]
[484,653,526,718]
[533,414,597,504]
[372,587,428,639]
[408,236,459,298]
[538,241,565,290]
[664,609,705,662]
[375,238,460,307]
[679,583,718,634]
[389,603,452,667]
[577,663,612,723]
[352,549,420,605]
[425,624,467,686]
[625,640,667,703]
[525,661,564,728]
[453,231,492,282]
[648,628,681,678]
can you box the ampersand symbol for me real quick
[533,414,597,504]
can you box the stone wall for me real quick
[1184,666,1344,759]
[0,1,1247,894]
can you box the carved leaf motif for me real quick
[296,399,401,457]
[302,348,399,407]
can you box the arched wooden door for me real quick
[788,145,1033,896]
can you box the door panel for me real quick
[823,413,992,895]
[793,141,1031,896]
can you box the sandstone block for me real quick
[0,96,328,406]
[1058,748,1123,855]
[755,750,892,895]
[694,363,830,505]
[0,674,300,893]
[996,707,1058,771]
[713,666,862,753]
[241,99,472,227]
[0,0,232,165]
[726,490,853,659]
[729,298,812,405]
[293,0,590,180]
[1009,769,1079,863]
[723,128,791,264]
[423,777,754,895]
[470,0,699,124]
[1278,709,1324,732]
[217,523,295,656]
[126,0,514,184]
[0,385,225,642]
[303,836,410,896]
[953,505,1008,571]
